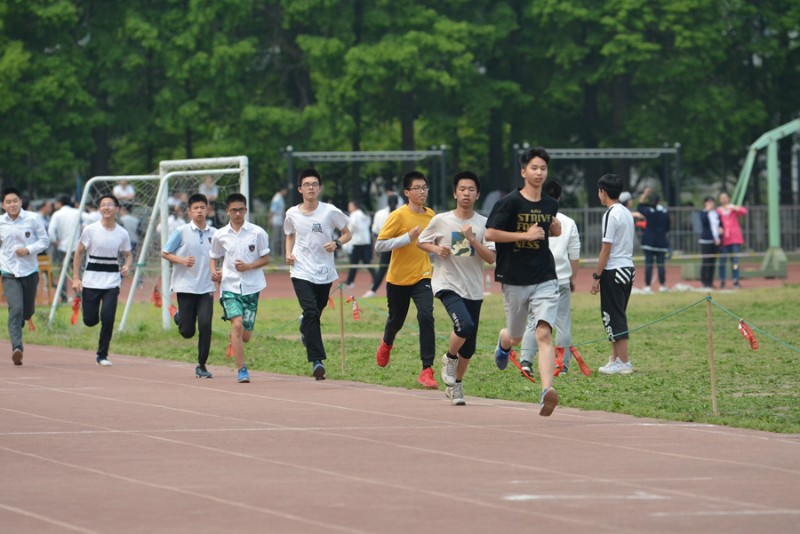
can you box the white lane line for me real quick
[0,503,99,533]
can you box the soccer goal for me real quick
[47,156,249,332]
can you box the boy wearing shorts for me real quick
[591,174,636,375]
[417,171,495,405]
[209,194,270,383]
[485,147,562,416]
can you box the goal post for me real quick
[47,175,159,327]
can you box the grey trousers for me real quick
[2,272,39,352]
[520,282,573,367]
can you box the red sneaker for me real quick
[417,367,438,389]
[376,340,393,367]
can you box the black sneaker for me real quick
[195,366,213,379]
[173,312,180,326]
[520,360,533,376]
[312,360,326,380]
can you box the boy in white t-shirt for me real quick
[209,194,270,383]
[72,194,132,366]
[417,171,496,405]
[590,174,636,375]
[162,193,217,379]
[284,168,351,380]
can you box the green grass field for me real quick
[7,284,800,434]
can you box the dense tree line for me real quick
[1,0,798,207]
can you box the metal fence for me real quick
[252,205,800,261]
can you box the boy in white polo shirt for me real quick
[209,193,270,383]
[0,187,50,366]
[162,193,217,379]
[284,168,352,380]
[72,194,132,366]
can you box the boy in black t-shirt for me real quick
[485,147,562,416]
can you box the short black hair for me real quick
[188,193,208,207]
[298,168,321,187]
[226,193,247,207]
[97,194,119,207]
[543,180,562,201]
[452,171,480,193]
[402,170,427,190]
[519,147,550,167]
[597,174,623,200]
[56,194,72,207]
[1,187,21,203]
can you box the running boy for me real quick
[72,194,132,366]
[209,193,270,383]
[0,187,50,365]
[162,193,217,378]
[519,180,580,375]
[374,170,438,388]
[591,174,636,375]
[485,147,562,416]
[417,171,495,405]
[284,168,352,380]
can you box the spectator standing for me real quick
[717,192,747,289]
[48,194,82,301]
[344,200,374,289]
[591,174,636,376]
[269,187,288,259]
[112,180,135,203]
[364,194,398,298]
[698,197,721,290]
[636,188,671,293]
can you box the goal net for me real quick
[47,156,249,332]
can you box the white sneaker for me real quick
[599,358,621,375]
[440,353,457,387]
[642,286,652,294]
[447,382,466,406]
[362,290,376,298]
[659,286,669,293]
[618,360,633,375]
[97,358,113,367]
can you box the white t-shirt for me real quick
[550,212,581,284]
[347,209,372,246]
[601,203,634,270]
[284,202,350,284]
[112,183,135,200]
[209,221,270,296]
[417,210,494,301]
[270,192,286,227]
[163,221,216,294]
[79,221,132,289]
[371,206,390,236]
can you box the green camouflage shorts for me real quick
[220,291,260,331]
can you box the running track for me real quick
[1,344,798,533]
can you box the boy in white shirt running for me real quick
[284,169,352,380]
[162,193,217,378]
[0,187,50,365]
[72,194,132,366]
[417,172,495,405]
[209,194,270,383]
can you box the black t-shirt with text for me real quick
[485,189,558,286]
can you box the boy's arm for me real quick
[591,242,613,295]
[72,241,85,292]
[120,250,132,277]
[285,233,296,265]
[485,224,544,243]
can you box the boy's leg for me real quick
[196,293,214,367]
[176,293,198,339]
[411,279,436,368]
[437,291,473,385]
[21,272,38,322]
[97,288,120,360]
[455,299,482,381]
[291,278,330,362]
[599,267,634,365]
[383,282,412,345]
[554,283,572,368]
[3,276,25,357]
[81,287,102,327]
[531,280,559,388]
[230,316,245,369]
[656,251,667,285]
[644,250,654,287]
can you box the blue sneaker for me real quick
[312,360,326,380]
[494,332,510,370]
[237,366,250,383]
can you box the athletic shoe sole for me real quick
[12,349,23,366]
[539,388,559,417]
[313,364,326,380]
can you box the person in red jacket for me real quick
[716,192,747,289]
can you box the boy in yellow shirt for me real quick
[374,171,437,388]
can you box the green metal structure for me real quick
[730,118,800,278]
